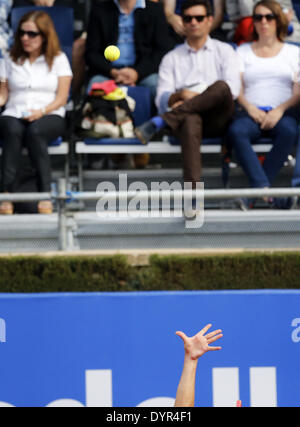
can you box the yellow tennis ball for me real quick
[104,45,120,62]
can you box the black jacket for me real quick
[85,0,174,81]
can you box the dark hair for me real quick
[252,0,289,41]
[181,0,213,17]
[10,11,61,70]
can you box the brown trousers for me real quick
[162,81,234,185]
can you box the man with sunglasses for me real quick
[135,0,240,216]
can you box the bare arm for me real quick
[237,73,267,124]
[280,81,300,111]
[31,0,56,5]
[168,89,199,109]
[174,354,198,407]
[162,0,176,17]
[211,0,225,32]
[0,81,8,107]
[162,0,185,37]
[239,74,300,131]
[174,324,223,407]
[260,81,300,130]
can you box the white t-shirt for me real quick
[0,52,72,118]
[237,42,300,108]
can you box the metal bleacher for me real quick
[75,85,277,191]
[1,5,300,253]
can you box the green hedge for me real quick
[0,252,300,293]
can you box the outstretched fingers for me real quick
[175,331,188,343]
[206,329,223,340]
[199,324,212,336]
[207,345,222,351]
[207,333,223,345]
[176,326,223,348]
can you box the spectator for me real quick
[85,0,173,105]
[226,0,300,44]
[174,324,223,407]
[135,0,240,218]
[0,10,72,215]
[13,0,87,95]
[85,0,173,170]
[0,0,13,56]
[226,0,300,209]
[162,0,226,44]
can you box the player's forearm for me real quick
[174,357,198,407]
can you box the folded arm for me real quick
[25,75,72,122]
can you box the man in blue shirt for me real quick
[86,0,173,104]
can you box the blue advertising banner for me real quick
[0,290,299,407]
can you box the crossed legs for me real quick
[162,81,234,185]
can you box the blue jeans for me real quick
[292,137,300,187]
[227,109,299,188]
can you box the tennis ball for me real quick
[104,45,120,62]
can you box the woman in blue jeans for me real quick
[227,0,300,207]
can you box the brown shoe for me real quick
[38,200,53,214]
[0,201,14,215]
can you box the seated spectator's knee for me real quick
[183,113,203,129]
[227,120,251,144]
[26,123,46,144]
[287,127,298,142]
[0,117,23,137]
[4,127,23,139]
[212,80,231,96]
[276,120,299,141]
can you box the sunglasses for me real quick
[19,30,42,39]
[182,15,208,23]
[253,13,277,22]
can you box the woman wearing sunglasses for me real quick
[226,0,300,45]
[0,11,72,215]
[227,0,300,209]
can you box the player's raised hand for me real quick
[176,324,223,360]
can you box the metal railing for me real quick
[1,178,300,251]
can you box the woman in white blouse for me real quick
[227,0,300,209]
[0,10,72,214]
